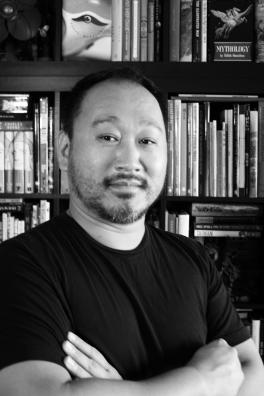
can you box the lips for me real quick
[104,174,147,190]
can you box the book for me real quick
[111,0,123,61]
[194,215,262,224]
[180,0,193,62]
[255,0,264,62]
[201,0,208,61]
[167,99,174,196]
[122,0,131,60]
[131,0,140,61]
[180,102,188,196]
[140,0,148,61]
[13,131,25,193]
[177,212,190,237]
[48,106,54,193]
[191,203,263,216]
[192,0,201,62]
[0,131,4,193]
[258,100,264,197]
[194,229,261,237]
[0,94,30,120]
[207,0,254,61]
[169,0,181,61]
[24,130,34,194]
[62,0,112,60]
[147,0,155,61]
[154,0,163,61]
[39,97,49,193]
[249,110,258,197]
[4,131,14,193]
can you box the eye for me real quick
[98,134,119,142]
[139,138,156,145]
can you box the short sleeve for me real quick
[0,237,72,370]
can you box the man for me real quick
[0,67,263,396]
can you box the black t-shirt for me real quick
[0,213,249,380]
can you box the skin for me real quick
[0,78,264,396]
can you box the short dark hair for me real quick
[61,67,167,140]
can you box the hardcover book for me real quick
[255,0,264,62]
[180,0,193,62]
[62,0,112,60]
[207,0,254,61]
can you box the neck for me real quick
[68,199,146,251]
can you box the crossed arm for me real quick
[1,333,263,396]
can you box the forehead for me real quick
[78,79,163,119]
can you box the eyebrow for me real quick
[92,115,164,133]
[92,115,118,127]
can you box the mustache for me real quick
[104,173,148,188]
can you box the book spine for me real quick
[13,130,25,193]
[258,100,264,197]
[180,0,193,62]
[238,110,246,197]
[226,109,234,197]
[255,0,264,63]
[194,224,263,231]
[244,104,251,197]
[192,0,201,62]
[4,131,14,193]
[191,203,263,216]
[187,102,193,195]
[167,99,174,196]
[48,106,54,193]
[111,0,123,61]
[173,99,182,196]
[198,103,204,196]
[192,102,199,196]
[209,120,217,197]
[204,101,210,196]
[194,229,261,237]
[34,103,40,193]
[122,0,131,61]
[154,0,163,61]
[147,0,155,61]
[249,110,258,198]
[233,103,240,197]
[24,130,34,194]
[131,0,140,61]
[201,0,207,62]
[39,97,49,193]
[180,102,188,196]
[140,0,148,61]
[0,131,4,193]
[169,0,181,61]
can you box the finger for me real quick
[63,340,115,379]
[68,332,111,370]
[64,356,92,379]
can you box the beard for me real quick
[68,155,161,225]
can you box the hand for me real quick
[187,339,244,396]
[62,331,122,380]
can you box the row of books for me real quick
[61,0,264,63]
[192,202,263,238]
[165,203,263,238]
[62,0,162,61]
[0,199,50,243]
[169,0,264,63]
[167,97,264,198]
[0,94,54,194]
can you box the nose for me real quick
[114,138,142,173]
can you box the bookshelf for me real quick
[0,0,263,353]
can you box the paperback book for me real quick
[207,0,254,61]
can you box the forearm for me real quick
[62,366,207,396]
[237,361,264,396]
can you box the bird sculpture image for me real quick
[62,0,111,59]
[210,4,253,39]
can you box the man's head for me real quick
[59,67,167,225]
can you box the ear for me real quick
[57,129,70,171]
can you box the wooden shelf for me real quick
[1,61,264,94]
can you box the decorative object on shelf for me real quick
[0,0,52,61]
[62,0,112,60]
